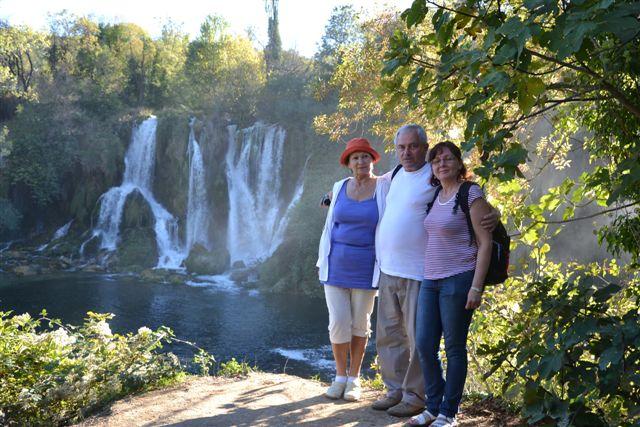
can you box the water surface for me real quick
[0,273,377,379]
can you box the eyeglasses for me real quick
[431,156,457,165]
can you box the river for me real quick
[0,272,378,380]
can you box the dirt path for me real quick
[79,373,520,426]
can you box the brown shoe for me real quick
[371,395,402,410]
[386,401,425,417]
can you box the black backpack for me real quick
[426,181,510,285]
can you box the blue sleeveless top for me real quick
[325,182,379,289]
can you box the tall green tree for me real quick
[264,0,282,73]
[0,24,47,98]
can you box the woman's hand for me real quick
[480,208,500,231]
[465,288,483,310]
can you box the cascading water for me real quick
[81,117,184,268]
[225,123,305,265]
[185,119,210,251]
[37,220,73,252]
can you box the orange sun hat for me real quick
[339,138,381,166]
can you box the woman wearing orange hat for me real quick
[317,137,389,402]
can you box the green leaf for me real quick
[598,346,623,369]
[479,70,511,92]
[403,0,429,27]
[493,41,517,64]
[592,283,621,302]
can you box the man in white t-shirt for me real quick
[371,124,433,416]
[372,125,497,417]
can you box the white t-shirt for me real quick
[377,163,436,281]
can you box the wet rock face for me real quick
[115,228,158,269]
[184,243,230,275]
[121,190,155,230]
[81,235,101,258]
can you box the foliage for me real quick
[383,0,640,261]
[184,15,265,120]
[0,24,48,97]
[474,262,640,426]
[361,356,385,391]
[0,310,190,425]
[311,2,640,423]
[216,357,255,378]
[0,197,21,233]
[313,5,362,87]
[264,0,282,73]
[5,103,75,206]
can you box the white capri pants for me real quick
[324,284,377,344]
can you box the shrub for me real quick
[475,262,640,426]
[0,310,211,425]
[216,358,254,378]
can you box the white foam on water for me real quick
[272,346,335,370]
[186,274,240,293]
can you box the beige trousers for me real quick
[375,272,425,406]
[324,285,377,344]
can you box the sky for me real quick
[0,0,412,57]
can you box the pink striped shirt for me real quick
[423,184,484,280]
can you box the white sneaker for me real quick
[431,414,457,427]
[343,380,362,401]
[408,409,437,426]
[324,381,346,399]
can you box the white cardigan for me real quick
[316,176,390,288]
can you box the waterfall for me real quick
[37,220,73,252]
[82,117,185,268]
[225,123,305,264]
[185,119,210,251]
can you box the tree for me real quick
[314,5,362,78]
[313,10,457,144]
[185,15,265,118]
[147,21,189,108]
[0,24,47,97]
[383,0,640,261]
[264,0,282,73]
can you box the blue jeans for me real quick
[415,270,475,418]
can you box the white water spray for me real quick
[185,119,210,251]
[225,123,305,264]
[38,220,73,252]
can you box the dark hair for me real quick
[428,141,469,187]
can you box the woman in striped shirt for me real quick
[409,141,493,427]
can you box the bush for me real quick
[474,262,640,426]
[0,310,208,425]
[216,358,254,378]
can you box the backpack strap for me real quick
[426,186,442,215]
[391,164,403,180]
[458,181,479,246]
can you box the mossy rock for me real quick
[12,264,41,276]
[184,244,229,275]
[115,228,158,269]
[140,268,185,285]
[81,235,101,258]
[121,190,154,230]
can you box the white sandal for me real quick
[407,409,437,426]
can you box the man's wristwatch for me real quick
[470,286,483,294]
